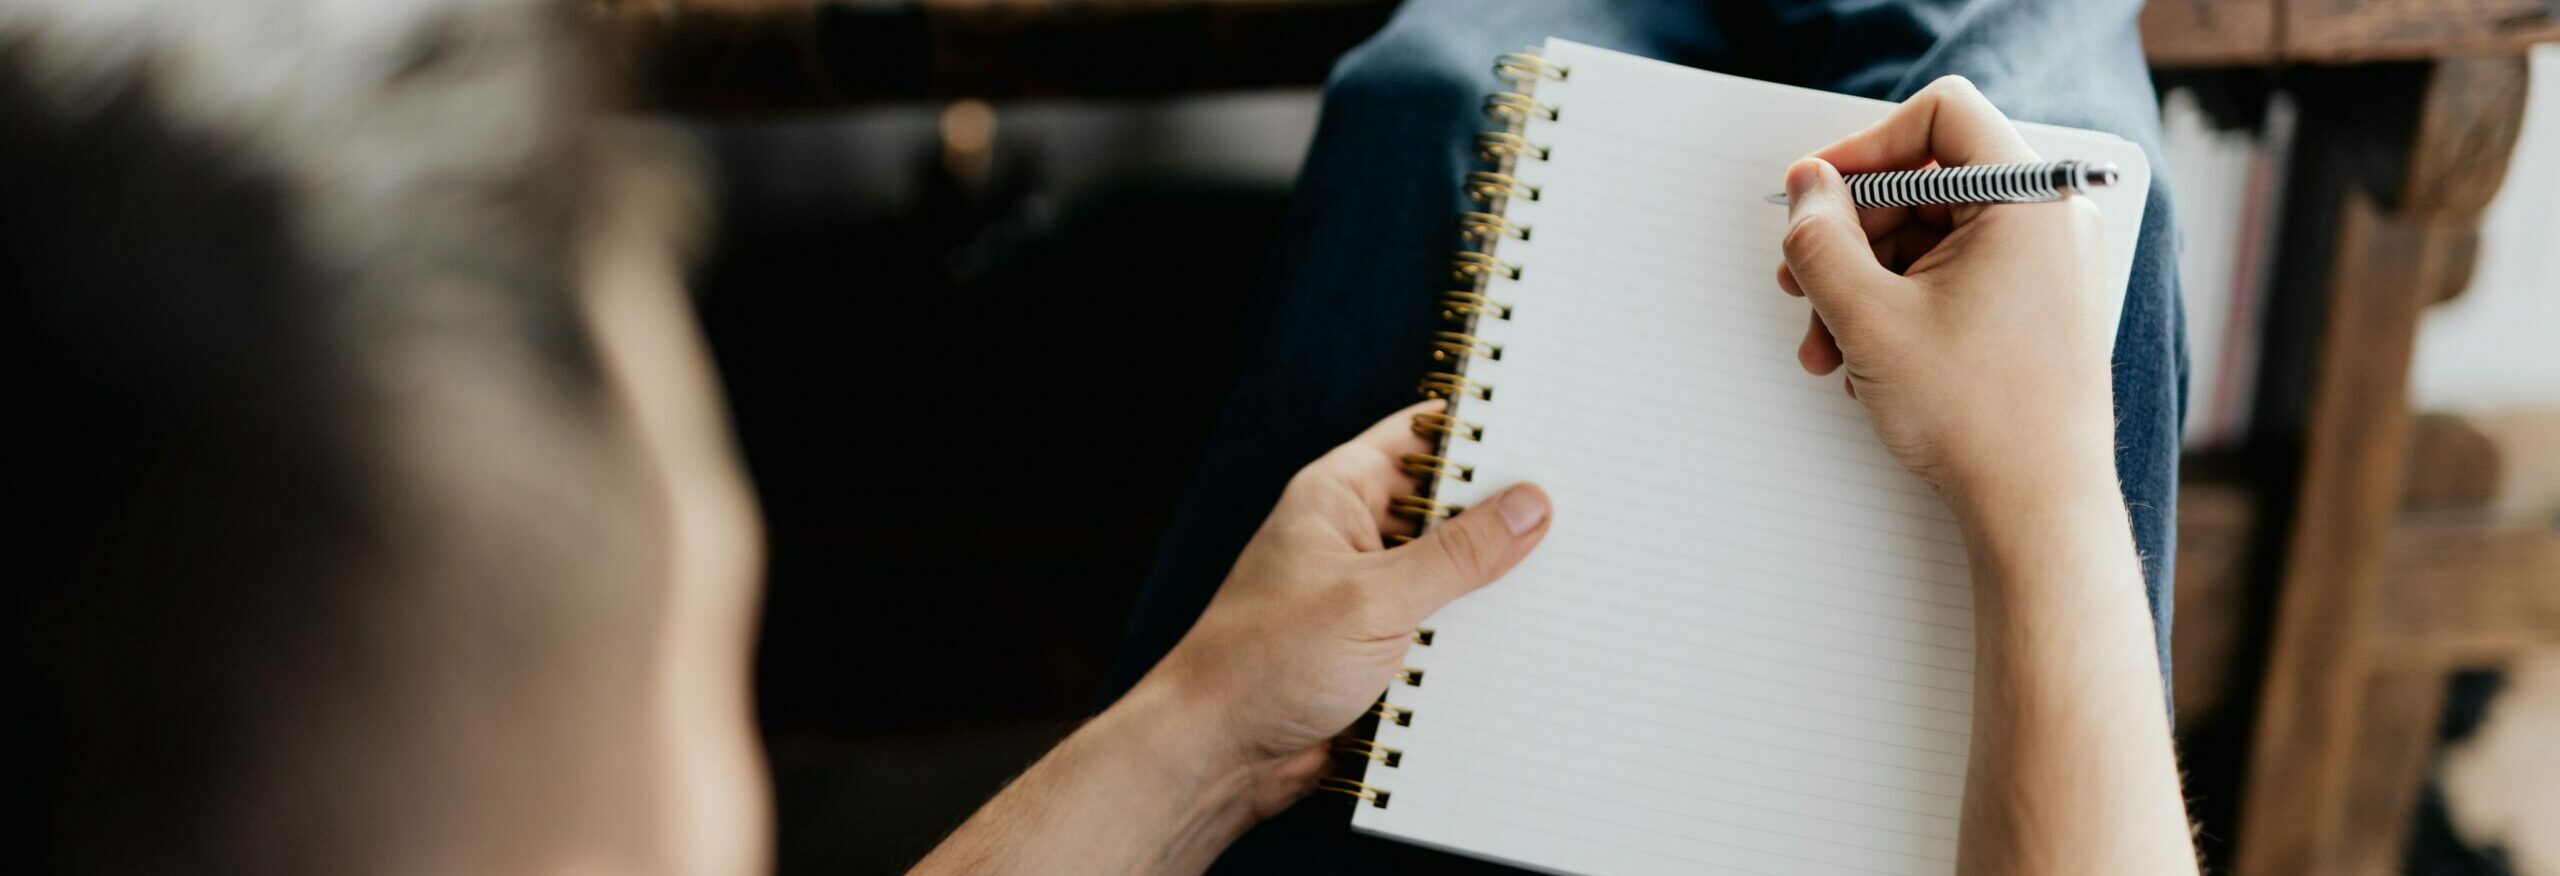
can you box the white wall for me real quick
[2411,44,2560,412]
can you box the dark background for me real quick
[687,113,1299,872]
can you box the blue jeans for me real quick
[1108,1,2182,870]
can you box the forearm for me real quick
[908,679,1264,876]
[1950,472,2196,875]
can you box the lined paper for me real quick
[1349,39,2149,876]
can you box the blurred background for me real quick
[320,1,2560,873]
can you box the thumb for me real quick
[1386,484,1551,615]
[1780,158,1902,331]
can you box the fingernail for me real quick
[1497,486,1548,535]
[1785,158,1827,204]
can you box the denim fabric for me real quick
[1105,2,2182,870]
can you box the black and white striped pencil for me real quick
[1762,159,2120,209]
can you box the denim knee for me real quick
[1322,23,1496,133]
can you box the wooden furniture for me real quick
[2142,1,2548,871]
[2143,0,2560,63]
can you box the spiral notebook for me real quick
[1327,40,2149,876]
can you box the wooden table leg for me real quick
[2333,652,2454,875]
[2236,56,2528,876]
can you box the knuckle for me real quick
[1429,520,1490,581]
[1781,215,1833,260]
[2066,197,2104,231]
[2067,199,2107,262]
[1280,460,1334,504]
[1282,463,1320,495]
[1929,74,1980,98]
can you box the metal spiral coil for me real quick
[1457,211,1531,243]
[1401,452,1476,482]
[1437,291,1513,322]
[1493,52,1570,84]
[1430,331,1501,362]
[1449,251,1521,282]
[1474,131,1551,164]
[1482,91,1559,124]
[1333,737,1405,767]
[1343,49,1568,817]
[1463,171,1539,204]
[1417,371,1494,401]
[1391,496,1465,521]
[1318,777,1392,809]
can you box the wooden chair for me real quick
[2145,1,2551,871]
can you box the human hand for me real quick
[1774,76,2119,513]
[1133,400,1551,817]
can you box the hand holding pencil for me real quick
[1772,74,2119,497]
[1764,158,2120,209]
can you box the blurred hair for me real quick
[1,1,675,871]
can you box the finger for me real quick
[1811,75,2040,173]
[1334,399,1444,526]
[1347,398,1443,461]
[1798,310,1842,376]
[1378,483,1551,616]
[1781,158,1906,332]
[1786,205,1913,297]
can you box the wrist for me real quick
[1940,459,2124,537]
[1941,462,2141,620]
[1936,404,2122,537]
[909,662,1273,874]
[1091,669,1278,851]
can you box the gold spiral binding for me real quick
[1391,496,1464,520]
[1401,453,1475,482]
[1418,370,1493,401]
[1333,737,1405,768]
[1438,291,1513,321]
[1457,211,1531,243]
[1330,50,1566,825]
[1411,411,1484,442]
[1493,51,1571,83]
[1430,330,1501,362]
[1483,91,1559,124]
[1418,371,1494,402]
[1449,250,1521,282]
[1463,171,1539,204]
[1318,777,1392,809]
[1474,131,1551,164]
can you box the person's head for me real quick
[2,1,768,872]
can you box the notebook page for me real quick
[1348,40,2149,876]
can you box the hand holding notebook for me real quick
[1341,40,2190,875]
[915,39,2193,876]
[1144,402,1555,804]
